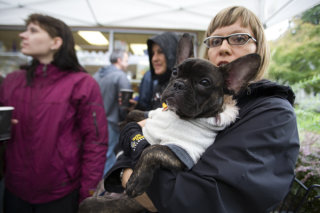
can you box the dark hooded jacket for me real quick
[105,79,300,213]
[136,32,179,111]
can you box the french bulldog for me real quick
[78,33,261,213]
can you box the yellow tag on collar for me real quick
[162,102,168,111]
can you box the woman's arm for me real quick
[146,97,300,213]
[75,76,108,202]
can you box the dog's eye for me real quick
[172,68,178,77]
[199,79,211,87]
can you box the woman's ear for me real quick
[51,37,63,51]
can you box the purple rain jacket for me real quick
[0,64,108,203]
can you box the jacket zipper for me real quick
[92,111,99,137]
[43,64,47,77]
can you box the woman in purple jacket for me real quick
[0,14,108,213]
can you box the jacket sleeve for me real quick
[146,96,300,213]
[73,75,108,202]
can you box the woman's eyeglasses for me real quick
[203,33,256,48]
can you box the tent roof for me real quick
[0,0,320,31]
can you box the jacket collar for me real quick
[34,63,60,78]
[236,79,296,106]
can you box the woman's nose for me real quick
[19,31,27,39]
[218,39,231,55]
[152,53,159,61]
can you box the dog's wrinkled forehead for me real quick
[175,58,222,82]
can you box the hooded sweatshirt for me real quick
[138,32,179,110]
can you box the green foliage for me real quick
[268,5,320,210]
[294,131,320,212]
[268,17,320,93]
[301,4,320,25]
[295,108,320,133]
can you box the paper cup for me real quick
[120,89,134,107]
[0,106,14,141]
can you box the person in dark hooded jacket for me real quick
[135,32,179,111]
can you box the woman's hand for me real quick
[135,193,158,212]
[129,98,138,110]
[119,93,137,112]
[121,168,157,212]
[121,168,133,188]
[137,119,147,128]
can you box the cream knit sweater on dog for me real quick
[143,103,238,168]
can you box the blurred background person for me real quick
[0,13,108,213]
[133,32,179,111]
[113,32,179,162]
[93,50,131,176]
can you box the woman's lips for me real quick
[218,61,229,66]
[21,42,28,48]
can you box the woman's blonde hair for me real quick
[205,6,270,80]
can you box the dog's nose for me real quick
[174,81,185,90]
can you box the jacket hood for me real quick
[147,32,179,84]
[237,79,296,106]
[96,64,119,78]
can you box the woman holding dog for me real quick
[83,6,299,213]
[0,14,108,212]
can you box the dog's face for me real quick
[160,33,261,119]
[161,58,224,119]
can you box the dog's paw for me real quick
[125,171,153,198]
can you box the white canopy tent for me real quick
[0,0,319,69]
[0,0,319,79]
[0,0,319,31]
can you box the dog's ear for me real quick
[222,53,261,94]
[176,33,194,65]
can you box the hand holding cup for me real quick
[120,89,134,108]
[0,106,15,141]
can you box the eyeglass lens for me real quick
[206,34,251,47]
